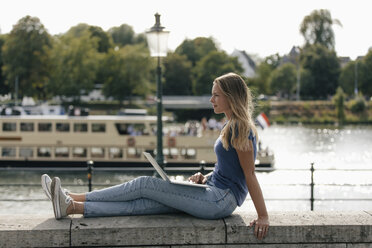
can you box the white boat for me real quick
[0,115,274,170]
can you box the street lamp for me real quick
[146,13,169,167]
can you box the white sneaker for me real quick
[41,174,69,201]
[51,177,73,220]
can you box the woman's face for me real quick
[210,83,231,118]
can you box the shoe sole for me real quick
[41,175,51,200]
[51,178,61,219]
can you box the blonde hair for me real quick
[214,72,258,151]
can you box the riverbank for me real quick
[1,211,371,247]
[260,100,372,125]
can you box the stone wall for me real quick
[0,211,371,247]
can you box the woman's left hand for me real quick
[250,215,269,240]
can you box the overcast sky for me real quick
[1,0,371,59]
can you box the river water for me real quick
[0,124,371,215]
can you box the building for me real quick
[231,49,256,78]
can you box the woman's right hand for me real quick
[188,172,207,184]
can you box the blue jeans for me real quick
[84,176,237,219]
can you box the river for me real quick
[0,124,371,215]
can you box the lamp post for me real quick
[146,13,169,167]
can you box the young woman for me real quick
[42,72,269,239]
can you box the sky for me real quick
[0,0,371,60]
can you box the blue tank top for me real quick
[211,130,257,206]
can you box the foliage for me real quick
[48,31,99,101]
[339,61,357,96]
[269,63,297,99]
[163,53,192,95]
[349,95,367,114]
[359,49,372,96]
[332,86,345,124]
[300,44,341,99]
[108,24,135,47]
[102,44,152,105]
[192,50,243,95]
[300,9,341,50]
[0,34,8,95]
[175,37,218,66]
[2,16,52,99]
[88,26,112,53]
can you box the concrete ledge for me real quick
[0,211,371,247]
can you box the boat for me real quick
[0,114,275,171]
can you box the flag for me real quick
[256,112,270,129]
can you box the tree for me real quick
[269,63,297,99]
[102,44,152,105]
[333,86,345,124]
[253,54,282,95]
[108,24,135,47]
[192,51,243,95]
[88,26,112,53]
[300,44,341,99]
[163,53,193,95]
[2,16,52,99]
[67,24,112,53]
[339,61,357,96]
[300,9,341,50]
[48,31,99,101]
[175,37,218,66]
[0,34,8,95]
[359,49,372,97]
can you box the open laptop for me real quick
[143,152,208,188]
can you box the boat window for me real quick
[109,147,123,158]
[73,147,87,158]
[19,147,33,158]
[181,148,196,159]
[37,147,52,157]
[74,123,88,132]
[92,123,106,132]
[1,147,16,157]
[127,148,141,158]
[2,122,16,132]
[20,122,34,132]
[115,123,146,135]
[56,123,70,132]
[55,147,69,157]
[38,123,52,132]
[91,147,105,158]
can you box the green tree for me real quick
[48,31,99,101]
[88,26,112,53]
[108,24,135,47]
[163,53,192,95]
[253,54,282,95]
[360,49,372,97]
[102,44,152,105]
[175,37,218,66]
[2,16,52,99]
[339,61,357,96]
[300,9,342,50]
[192,51,243,95]
[300,44,341,99]
[333,86,345,124]
[67,24,112,53]
[269,63,297,99]
[0,34,8,95]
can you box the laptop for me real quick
[143,152,209,188]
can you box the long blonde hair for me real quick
[214,72,257,151]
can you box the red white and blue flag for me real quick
[256,112,270,129]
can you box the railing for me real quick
[0,163,371,212]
